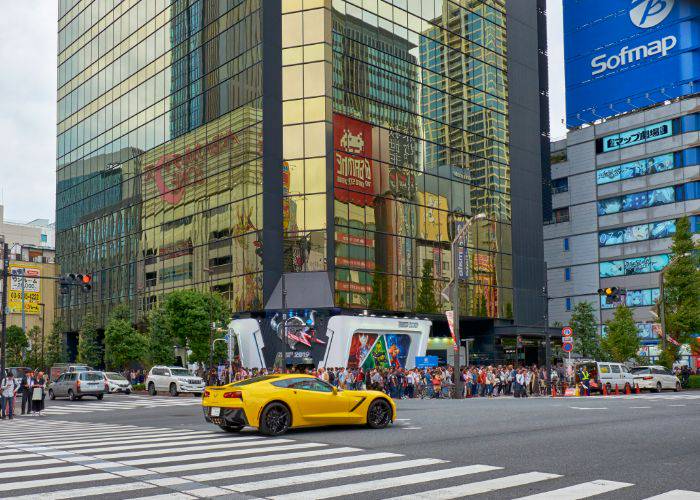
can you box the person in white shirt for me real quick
[1,372,18,420]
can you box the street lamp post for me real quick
[450,213,486,399]
[203,267,214,370]
[39,302,46,371]
[0,238,8,376]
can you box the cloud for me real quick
[0,2,57,222]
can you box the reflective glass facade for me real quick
[57,0,516,328]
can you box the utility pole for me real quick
[450,213,486,399]
[204,268,214,370]
[543,264,552,395]
[39,302,46,370]
[281,272,288,372]
[0,239,8,376]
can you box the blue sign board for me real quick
[565,0,700,128]
[415,356,438,368]
[601,120,673,152]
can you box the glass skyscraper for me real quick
[57,0,548,364]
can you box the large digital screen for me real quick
[348,332,411,370]
[565,1,700,127]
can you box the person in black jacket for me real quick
[20,370,35,415]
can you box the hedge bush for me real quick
[688,375,700,389]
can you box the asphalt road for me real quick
[0,391,698,499]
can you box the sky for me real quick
[0,2,568,223]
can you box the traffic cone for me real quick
[602,384,608,396]
[575,385,580,397]
[615,384,619,396]
[551,384,557,397]
[635,384,640,394]
[625,384,632,395]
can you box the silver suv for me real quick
[49,371,106,401]
[146,366,205,397]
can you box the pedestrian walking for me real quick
[31,372,47,416]
[1,371,18,420]
[20,369,35,415]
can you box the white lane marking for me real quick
[152,446,360,473]
[56,436,259,452]
[179,486,233,498]
[514,479,633,499]
[395,418,411,421]
[669,404,686,407]
[184,452,401,482]
[569,407,608,410]
[224,458,446,492]
[0,472,116,493]
[94,438,293,459]
[128,494,195,500]
[403,427,423,430]
[0,458,62,469]
[629,406,652,409]
[0,464,90,480]
[122,442,328,466]
[31,431,218,447]
[644,490,700,499]
[268,465,502,500]
[1,481,158,500]
[388,472,562,500]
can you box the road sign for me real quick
[415,356,438,369]
[562,342,574,353]
[562,326,573,337]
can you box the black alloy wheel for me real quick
[367,399,392,429]
[148,383,157,396]
[259,402,291,436]
[219,424,244,433]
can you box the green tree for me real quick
[163,290,228,365]
[147,306,174,366]
[104,305,148,370]
[570,301,601,359]
[416,260,438,313]
[77,312,102,368]
[368,269,389,310]
[600,305,640,362]
[45,318,68,368]
[660,216,700,360]
[6,325,28,366]
[26,326,43,369]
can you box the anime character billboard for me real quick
[347,332,411,370]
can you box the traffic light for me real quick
[60,273,93,293]
[80,274,92,292]
[597,286,626,304]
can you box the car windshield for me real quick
[73,366,89,372]
[232,375,279,386]
[170,369,190,376]
[106,373,127,380]
[630,367,651,374]
[82,373,103,381]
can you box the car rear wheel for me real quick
[148,383,156,396]
[48,389,55,400]
[169,383,179,397]
[68,389,76,401]
[259,402,291,436]
[675,382,681,392]
[367,399,392,429]
[97,394,104,400]
[219,424,244,433]
[656,382,663,393]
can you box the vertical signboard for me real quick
[8,264,41,315]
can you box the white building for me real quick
[0,205,55,249]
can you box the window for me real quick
[550,150,567,164]
[563,238,570,251]
[41,234,48,242]
[551,178,569,194]
[291,379,334,393]
[599,365,610,374]
[565,268,571,281]
[565,298,572,311]
[553,208,570,223]
[611,365,620,374]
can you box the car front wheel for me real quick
[367,399,392,429]
[259,402,291,436]
[68,389,76,401]
[656,382,663,393]
[97,394,104,400]
[148,383,156,396]
[169,383,179,397]
[675,382,681,392]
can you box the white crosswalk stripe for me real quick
[0,419,697,500]
[21,395,202,416]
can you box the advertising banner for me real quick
[8,264,41,315]
[445,310,458,352]
[602,121,674,152]
[565,1,700,127]
[334,114,375,207]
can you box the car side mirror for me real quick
[332,387,338,395]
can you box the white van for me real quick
[575,361,635,394]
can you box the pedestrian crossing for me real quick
[21,394,201,416]
[0,419,697,499]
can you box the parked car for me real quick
[631,365,682,392]
[104,372,132,394]
[146,366,205,397]
[48,371,105,400]
[575,361,635,393]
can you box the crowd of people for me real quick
[201,363,573,399]
[1,369,48,420]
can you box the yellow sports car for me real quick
[202,374,396,435]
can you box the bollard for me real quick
[615,384,619,396]
[635,384,640,394]
[602,383,608,396]
[551,384,557,397]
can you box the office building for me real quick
[56,0,549,366]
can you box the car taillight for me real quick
[223,391,242,399]
[76,379,81,392]
[643,376,653,380]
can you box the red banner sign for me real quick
[334,114,374,207]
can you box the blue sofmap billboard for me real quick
[565,0,700,128]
